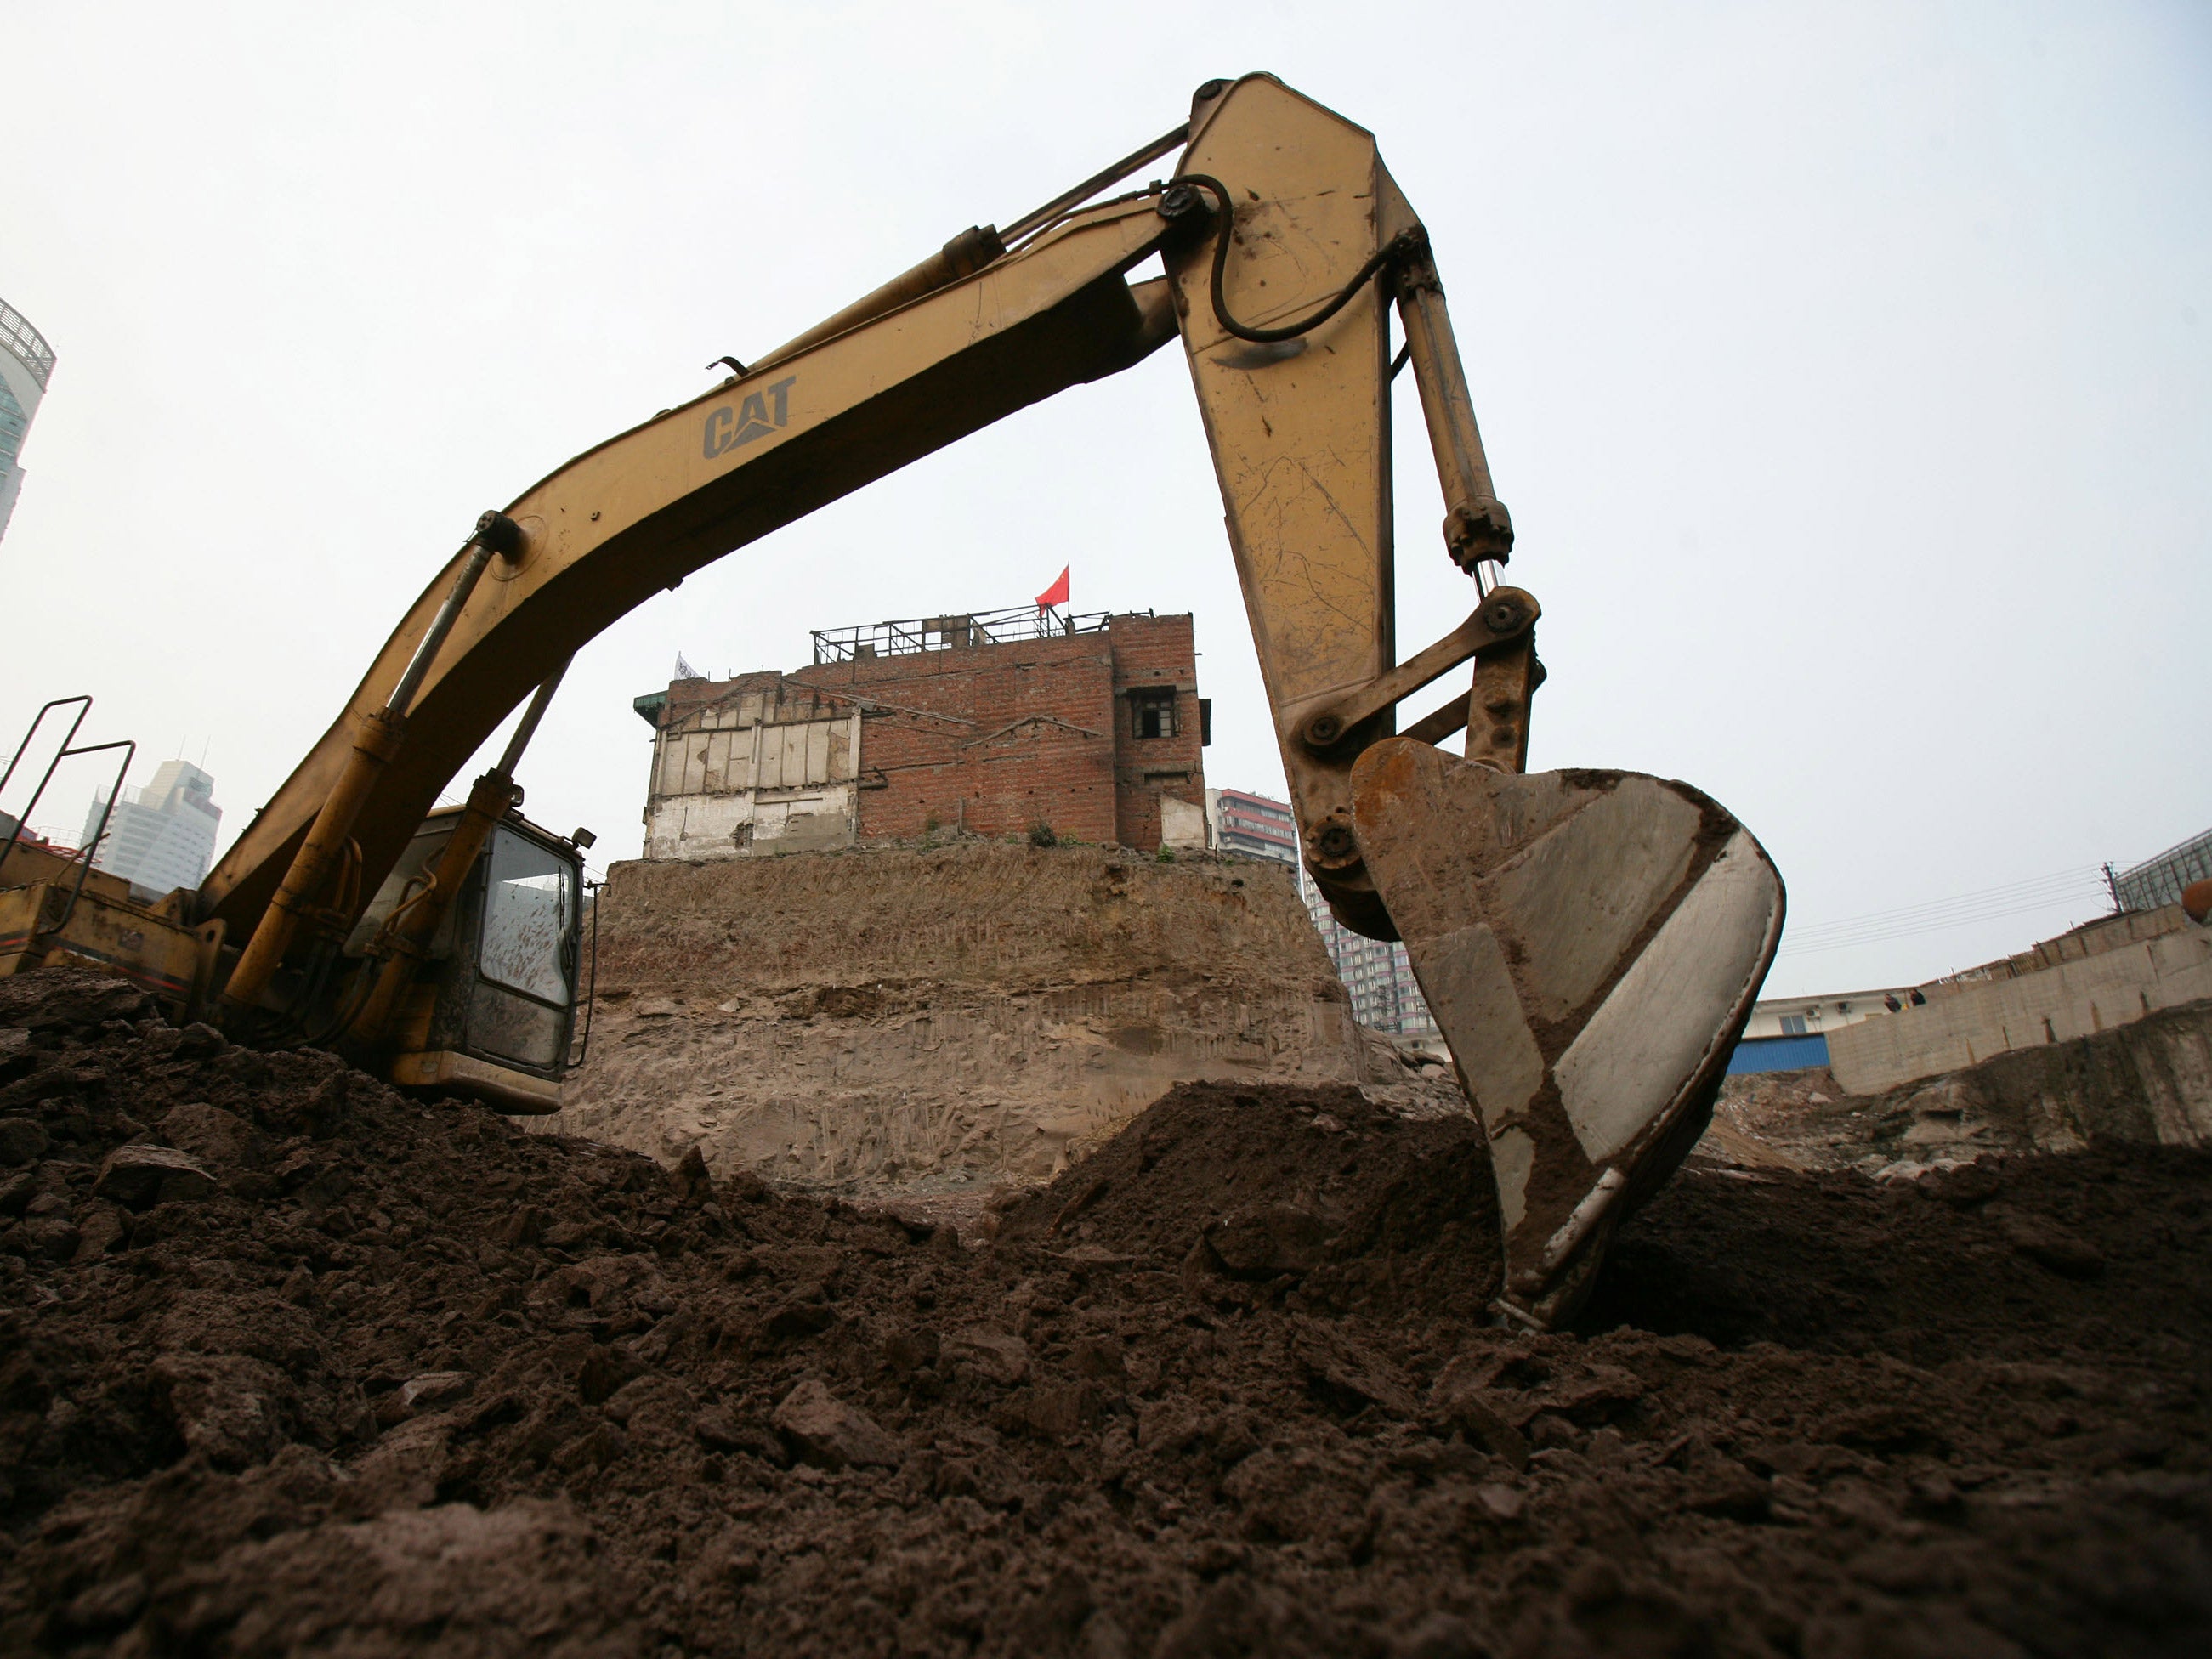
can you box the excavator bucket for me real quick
[1350,739,1784,1328]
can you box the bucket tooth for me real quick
[1349,738,1784,1327]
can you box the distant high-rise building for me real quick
[0,299,55,544]
[1205,785,1439,1044]
[82,761,223,897]
[1205,786,1299,864]
[1301,870,1438,1045]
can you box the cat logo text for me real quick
[701,376,798,459]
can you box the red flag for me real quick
[1035,565,1071,609]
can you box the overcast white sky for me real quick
[5,2,2207,997]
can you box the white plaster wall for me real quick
[1160,796,1207,851]
[644,781,857,861]
[644,708,860,861]
[1829,926,2212,1094]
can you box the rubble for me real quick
[1,967,2209,1656]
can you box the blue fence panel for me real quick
[1725,1033,1831,1076]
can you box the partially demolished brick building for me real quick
[633,604,1210,858]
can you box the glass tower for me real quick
[0,298,55,544]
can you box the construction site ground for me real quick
[3,968,2209,1656]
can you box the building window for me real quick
[1128,688,1177,739]
[1779,1015,1808,1036]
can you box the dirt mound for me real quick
[995,1083,1502,1325]
[1701,1066,1862,1169]
[1589,1146,2212,1362]
[4,968,2211,1656]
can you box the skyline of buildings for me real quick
[0,298,55,545]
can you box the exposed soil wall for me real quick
[546,842,1369,1195]
[1950,994,2212,1149]
[3,969,2209,1656]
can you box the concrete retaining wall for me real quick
[1873,998,2212,1158]
[1829,920,2212,1094]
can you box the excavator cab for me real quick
[1,695,588,1112]
[0,695,592,1115]
[349,809,590,1114]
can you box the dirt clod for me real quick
[771,1378,901,1470]
[94,1143,216,1209]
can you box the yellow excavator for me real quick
[0,75,1782,1326]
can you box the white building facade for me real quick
[1740,988,1922,1040]
[82,761,224,897]
[635,675,863,860]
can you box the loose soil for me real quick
[3,969,2209,1656]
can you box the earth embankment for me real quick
[545,842,1378,1198]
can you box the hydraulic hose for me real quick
[1169,173,1421,346]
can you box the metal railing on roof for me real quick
[810,603,1114,665]
[0,302,55,392]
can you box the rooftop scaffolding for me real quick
[810,603,1115,665]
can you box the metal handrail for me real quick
[0,694,136,940]
[1,696,93,873]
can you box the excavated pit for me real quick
[3,968,2210,1656]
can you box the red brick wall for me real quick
[1105,614,1207,849]
[775,613,1205,850]
[791,636,1118,844]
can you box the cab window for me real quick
[477,829,573,1005]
